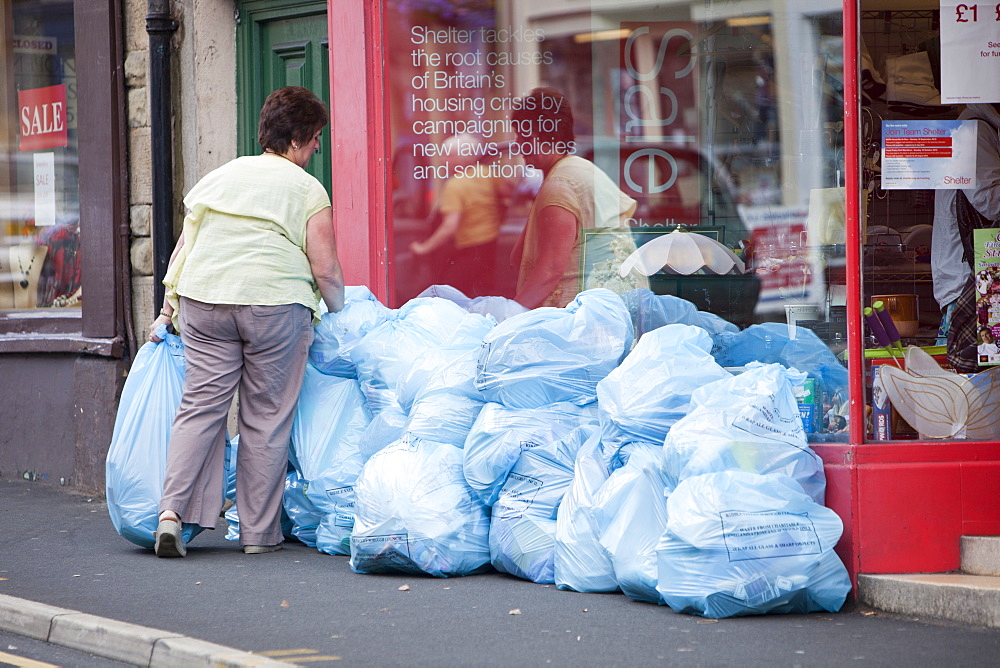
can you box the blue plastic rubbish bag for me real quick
[289,364,372,556]
[463,401,598,507]
[553,432,618,593]
[597,324,730,470]
[655,471,851,618]
[105,330,204,548]
[396,312,493,410]
[283,468,323,547]
[713,322,848,401]
[223,435,240,541]
[592,442,668,603]
[396,313,493,447]
[662,362,826,504]
[475,289,634,409]
[619,288,737,342]
[358,404,407,461]
[309,286,392,378]
[350,436,491,577]
[416,284,471,307]
[467,296,528,323]
[351,297,471,413]
[405,393,486,448]
[489,424,596,583]
[416,285,527,323]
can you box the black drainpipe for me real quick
[146,0,178,312]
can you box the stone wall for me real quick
[122,0,238,339]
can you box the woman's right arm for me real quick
[306,206,346,313]
[147,231,185,342]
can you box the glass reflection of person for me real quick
[410,134,503,297]
[510,87,637,309]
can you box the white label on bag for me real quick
[325,486,356,528]
[351,533,412,569]
[493,473,542,519]
[720,510,822,562]
[731,396,809,449]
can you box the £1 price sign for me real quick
[940,1,1000,103]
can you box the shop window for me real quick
[0,0,80,313]
[860,5,1000,442]
[383,0,848,442]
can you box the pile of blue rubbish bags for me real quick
[106,285,853,619]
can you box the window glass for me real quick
[860,6,1000,443]
[0,0,80,312]
[384,0,847,442]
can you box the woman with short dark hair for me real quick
[147,86,345,557]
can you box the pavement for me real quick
[2,477,1000,667]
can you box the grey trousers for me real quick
[159,297,313,546]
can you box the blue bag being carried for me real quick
[105,330,204,548]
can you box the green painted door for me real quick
[237,0,330,190]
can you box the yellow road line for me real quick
[254,649,342,663]
[0,650,59,668]
[257,648,319,657]
[285,657,342,663]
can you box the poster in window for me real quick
[973,228,1000,365]
[881,120,977,190]
[18,85,68,152]
[737,205,823,314]
[940,1,1000,104]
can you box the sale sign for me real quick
[940,1,1000,103]
[18,84,68,151]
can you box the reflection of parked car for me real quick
[579,137,747,248]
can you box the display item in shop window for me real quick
[585,233,642,294]
[878,345,1000,440]
[7,243,47,309]
[618,224,745,277]
[37,221,82,308]
[977,327,999,361]
[934,104,1000,372]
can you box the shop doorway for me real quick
[237,0,331,190]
